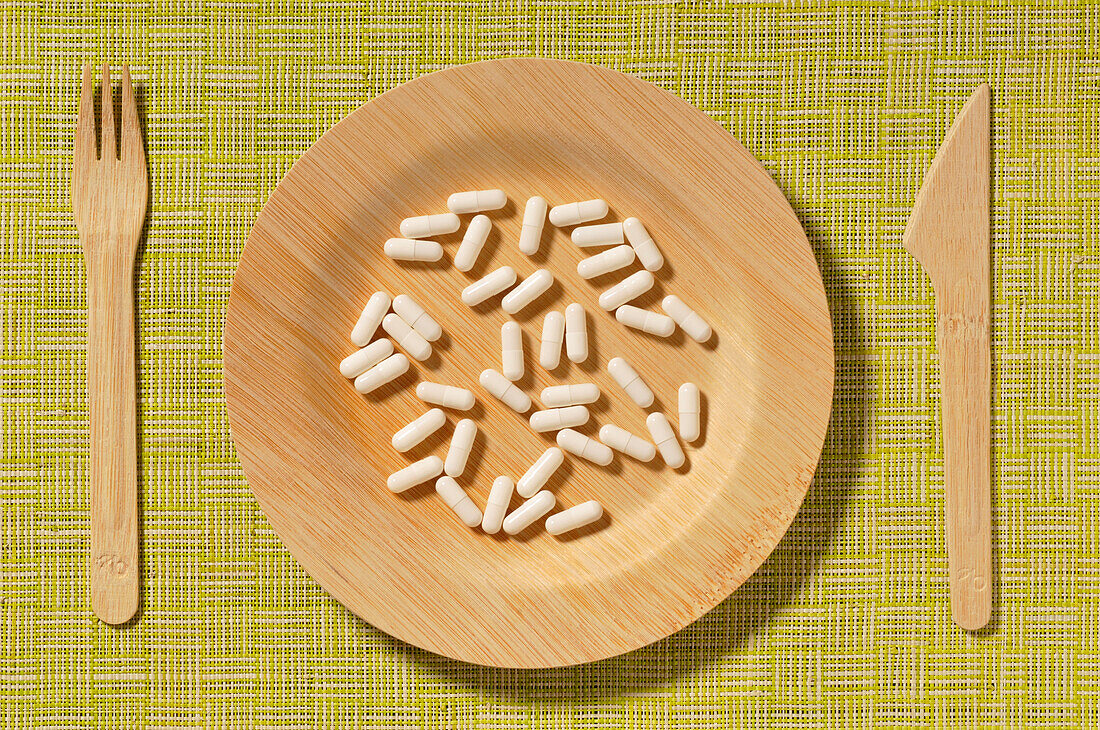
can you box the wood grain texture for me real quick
[223,59,834,667]
[903,84,992,631]
[72,64,148,624]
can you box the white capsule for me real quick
[599,270,654,311]
[479,368,531,412]
[386,455,443,493]
[391,294,442,342]
[501,322,524,381]
[399,212,460,238]
[518,196,548,255]
[455,214,491,272]
[615,305,675,337]
[447,189,506,214]
[339,338,394,379]
[353,353,409,394]
[623,217,664,271]
[382,313,432,361]
[350,290,391,346]
[502,269,553,314]
[529,405,589,433]
[540,383,600,407]
[416,382,475,411]
[391,408,447,452]
[444,418,477,477]
[461,265,517,306]
[646,412,685,468]
[565,303,588,363]
[571,222,624,248]
[384,238,443,262]
[577,245,635,279]
[435,476,482,528]
[517,447,565,498]
[556,428,613,466]
[503,490,556,535]
[598,424,656,462]
[539,311,565,369]
[679,383,701,442]
[661,294,713,343]
[546,500,604,536]
[482,475,514,534]
[607,356,654,408]
[549,199,608,227]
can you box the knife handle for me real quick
[936,291,991,630]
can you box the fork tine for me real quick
[75,64,95,168]
[100,64,115,160]
[120,64,144,165]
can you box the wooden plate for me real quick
[224,59,833,668]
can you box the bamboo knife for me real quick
[903,84,992,630]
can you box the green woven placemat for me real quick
[4,2,1097,727]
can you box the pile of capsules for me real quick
[339,190,711,538]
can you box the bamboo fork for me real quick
[71,64,148,624]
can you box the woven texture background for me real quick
[4,2,1098,727]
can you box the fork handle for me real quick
[87,251,140,624]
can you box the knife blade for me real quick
[903,84,992,630]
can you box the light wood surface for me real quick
[224,59,834,667]
[903,84,992,630]
[72,64,148,624]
